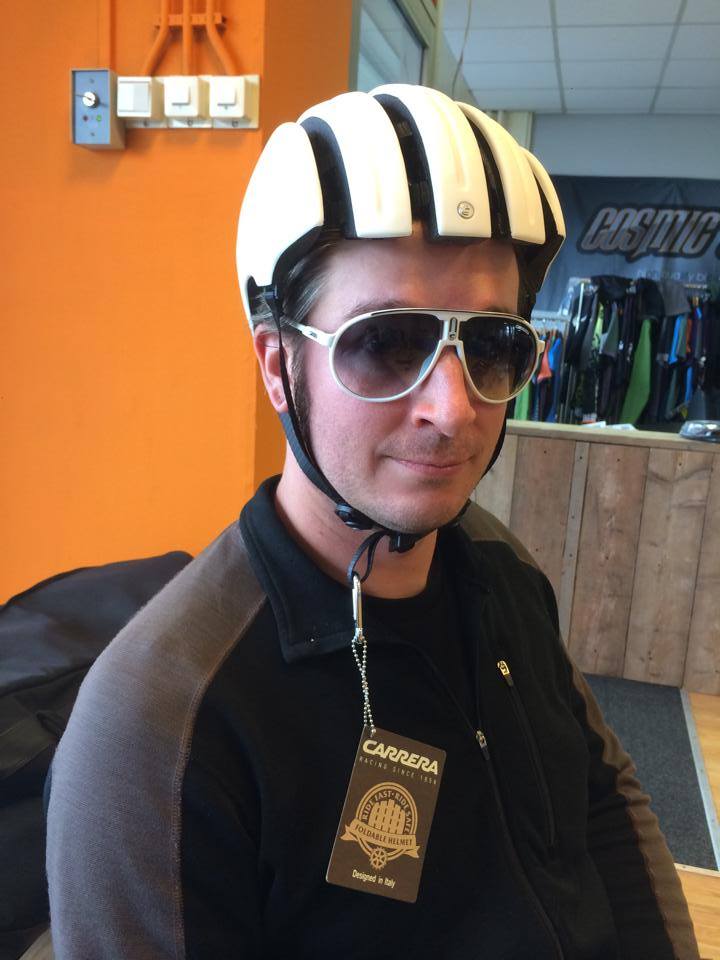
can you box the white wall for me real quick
[532,113,720,180]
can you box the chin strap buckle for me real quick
[387,532,421,554]
[334,502,375,530]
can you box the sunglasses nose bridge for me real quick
[404,316,473,399]
[419,337,474,395]
[443,338,479,396]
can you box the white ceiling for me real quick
[442,0,720,114]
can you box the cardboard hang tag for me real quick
[326,726,446,903]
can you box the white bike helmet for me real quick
[236,84,565,565]
[237,83,565,325]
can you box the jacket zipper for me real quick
[497,659,557,852]
[475,729,563,960]
[404,645,564,960]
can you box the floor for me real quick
[678,692,720,960]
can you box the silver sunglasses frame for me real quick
[286,308,545,404]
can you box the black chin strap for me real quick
[485,415,507,475]
[345,497,472,586]
[274,315,427,548]
[346,530,386,585]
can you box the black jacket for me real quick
[46,479,698,959]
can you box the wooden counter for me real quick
[473,421,720,694]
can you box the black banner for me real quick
[536,176,720,311]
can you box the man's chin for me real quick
[361,497,470,536]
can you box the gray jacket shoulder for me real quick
[110,520,265,664]
[46,520,266,960]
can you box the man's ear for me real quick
[253,327,289,413]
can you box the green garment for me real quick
[620,316,652,424]
[513,383,531,421]
[593,304,604,350]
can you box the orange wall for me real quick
[0,0,352,601]
[255,0,354,488]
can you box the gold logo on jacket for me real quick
[341,781,420,870]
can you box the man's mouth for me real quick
[391,456,470,475]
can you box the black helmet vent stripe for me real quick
[300,117,358,238]
[522,176,563,292]
[374,93,439,235]
[464,121,511,240]
[389,110,432,219]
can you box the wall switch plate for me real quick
[117,76,165,126]
[71,69,125,149]
[163,76,210,127]
[208,75,259,128]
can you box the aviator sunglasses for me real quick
[285,308,545,404]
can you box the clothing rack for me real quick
[566,278,710,288]
[554,278,718,331]
[530,310,570,332]
[556,278,598,323]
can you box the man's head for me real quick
[257,225,520,533]
[237,84,565,541]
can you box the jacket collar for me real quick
[239,476,489,664]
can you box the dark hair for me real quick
[249,227,345,334]
[249,229,345,442]
[250,229,532,337]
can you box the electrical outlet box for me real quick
[71,69,125,149]
[164,76,210,127]
[117,76,165,125]
[208,75,259,128]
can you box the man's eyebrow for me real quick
[341,298,412,320]
[475,303,518,315]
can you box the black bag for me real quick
[0,552,192,960]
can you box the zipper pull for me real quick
[497,659,514,686]
[476,729,489,753]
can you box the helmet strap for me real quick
[273,314,377,531]
[484,415,507,474]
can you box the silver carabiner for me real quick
[352,573,363,636]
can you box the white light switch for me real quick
[171,81,191,106]
[208,75,259,128]
[118,81,150,114]
[210,77,238,109]
[212,77,241,110]
[164,76,208,119]
[117,76,163,122]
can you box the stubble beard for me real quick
[291,361,480,534]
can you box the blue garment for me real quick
[685,365,694,405]
[668,315,683,365]
[531,377,541,421]
[546,336,563,423]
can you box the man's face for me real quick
[293,226,519,534]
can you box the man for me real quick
[46,85,699,959]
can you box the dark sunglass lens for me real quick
[333,313,440,398]
[461,317,535,400]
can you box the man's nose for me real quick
[409,346,477,434]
